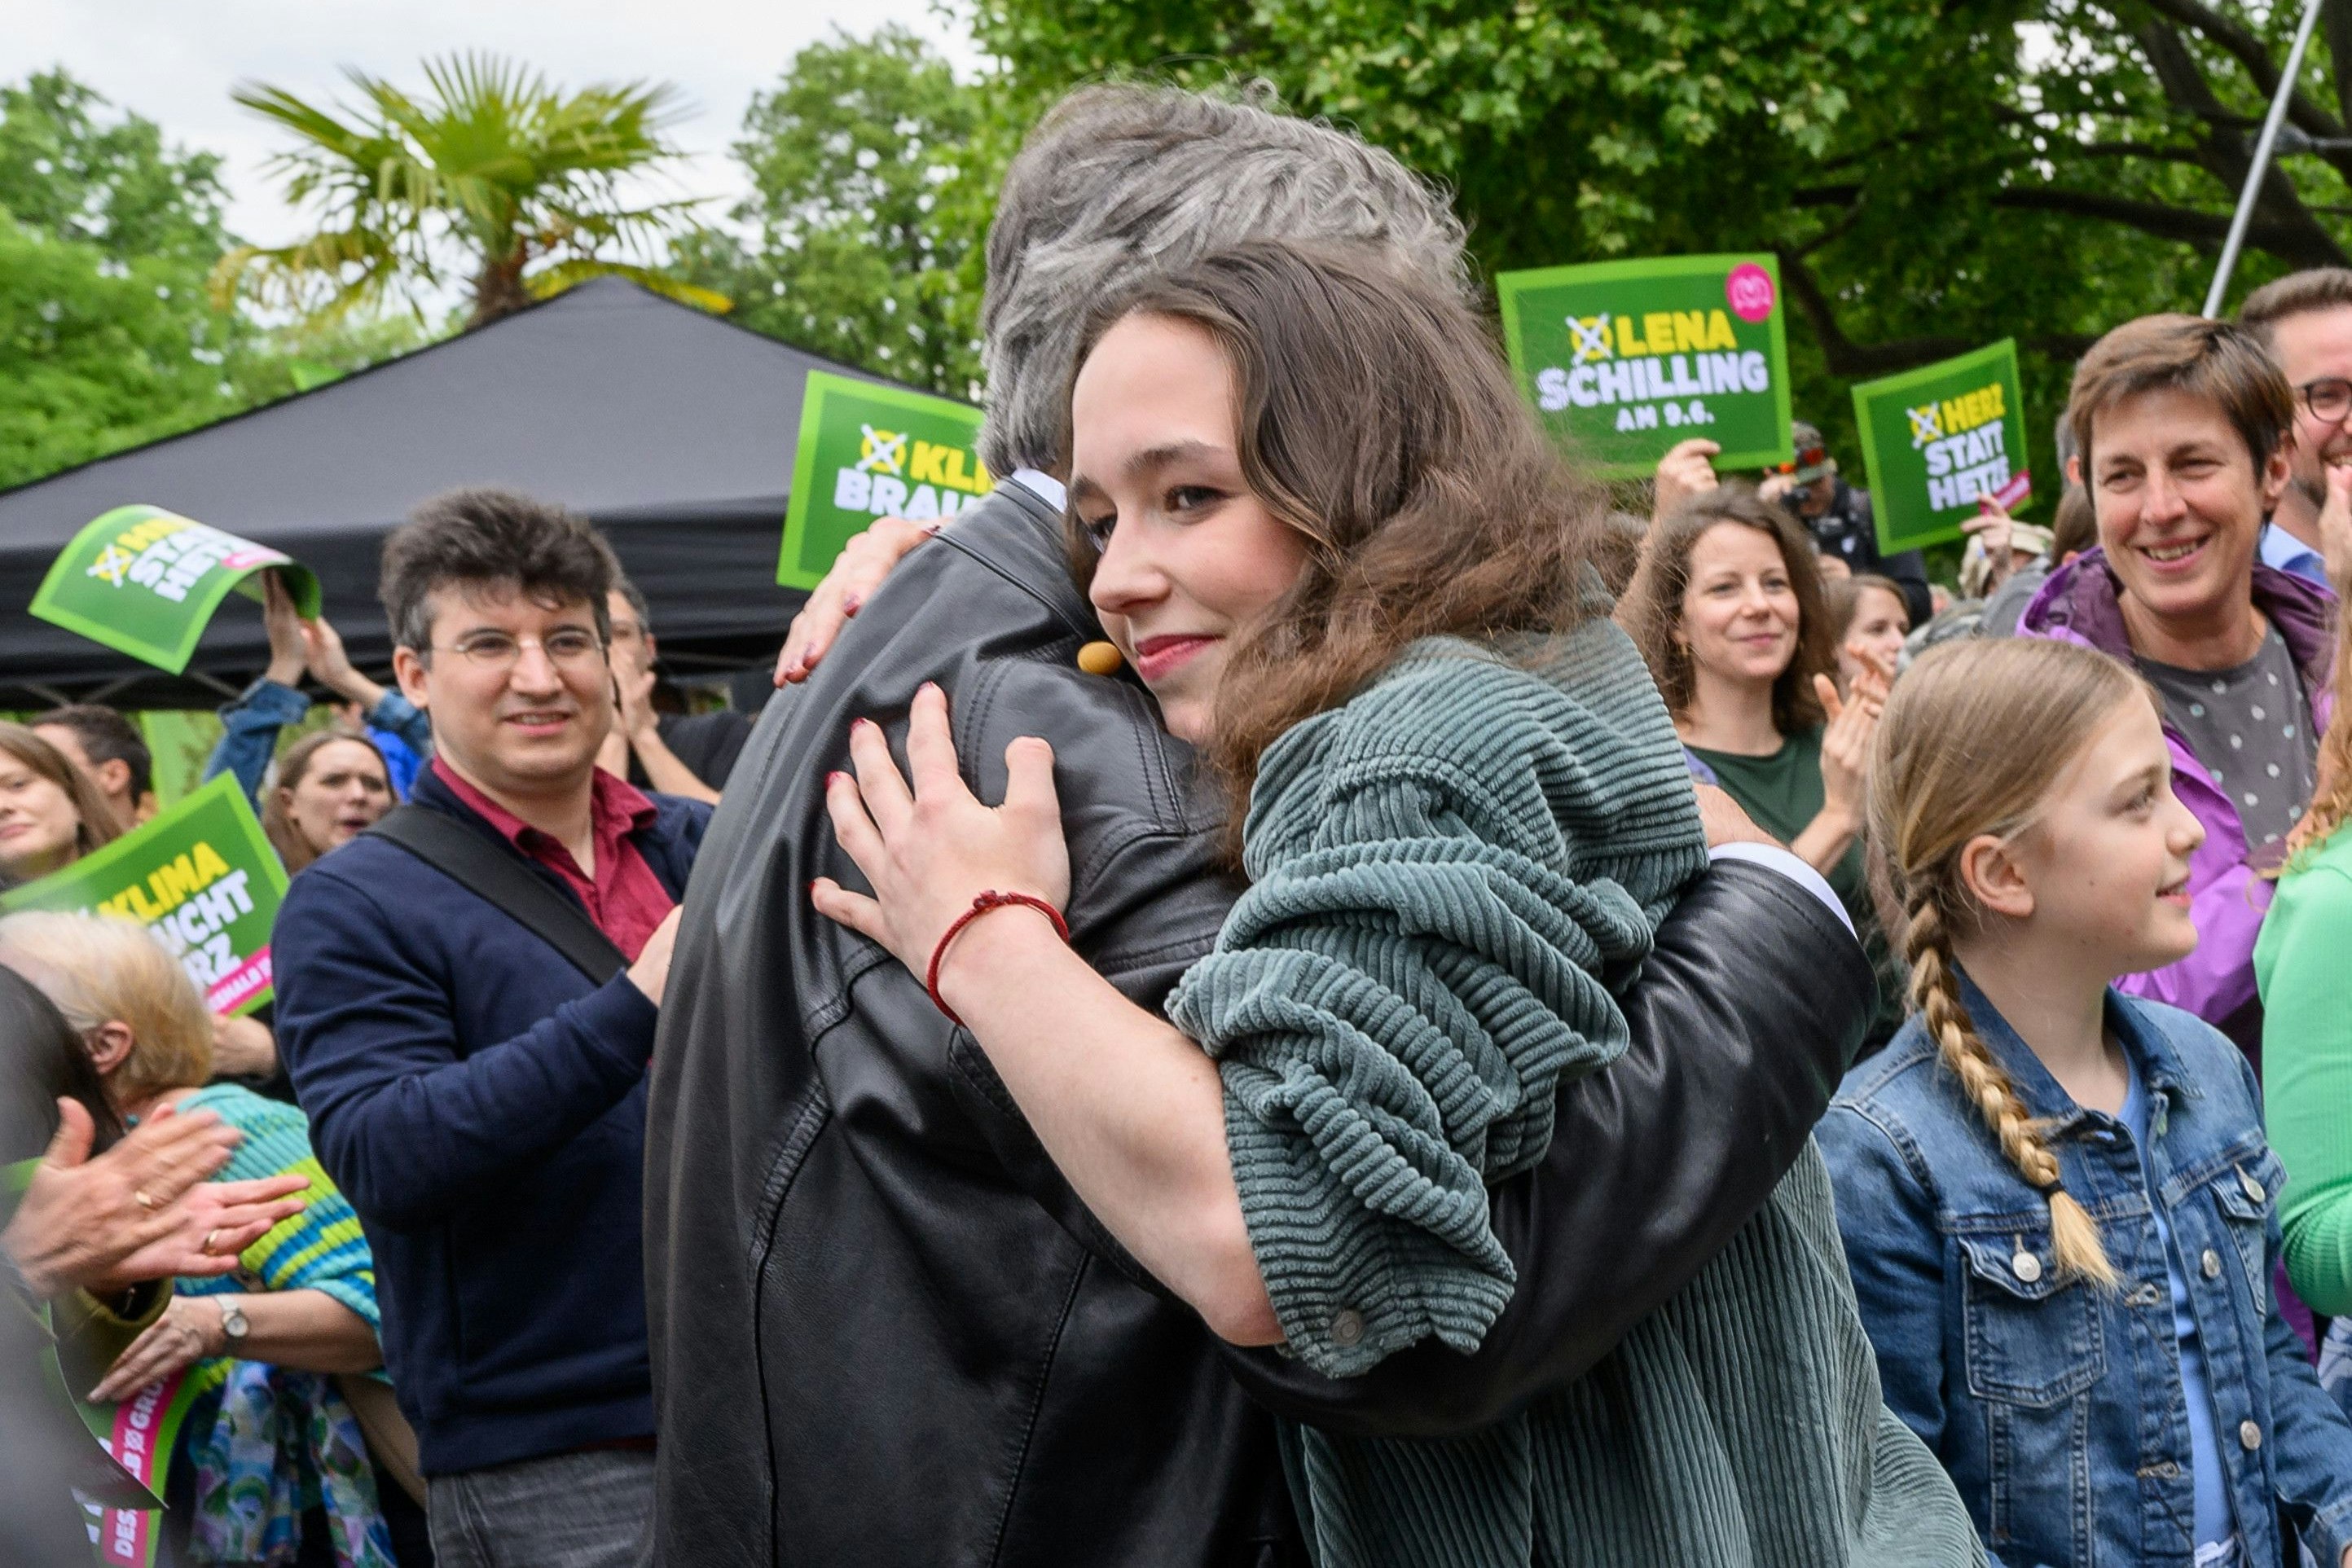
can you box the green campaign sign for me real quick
[1497,253,1794,479]
[779,371,993,590]
[29,505,320,675]
[1851,339,2031,554]
[0,773,288,1017]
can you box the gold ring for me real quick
[202,1228,222,1255]
[134,1189,159,1211]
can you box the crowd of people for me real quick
[11,75,2352,1568]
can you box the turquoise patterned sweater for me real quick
[1169,622,1981,1567]
[175,1083,377,1343]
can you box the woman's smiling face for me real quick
[1678,520,1801,692]
[1068,313,1312,743]
[0,751,81,881]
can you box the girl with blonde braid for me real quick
[1819,636,2352,1568]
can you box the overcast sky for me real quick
[6,0,984,251]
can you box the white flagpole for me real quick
[2203,0,2328,318]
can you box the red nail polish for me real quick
[842,594,863,616]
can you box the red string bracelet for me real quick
[926,890,1071,1026]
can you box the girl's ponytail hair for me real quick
[1869,638,2147,1290]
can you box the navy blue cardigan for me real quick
[273,766,710,1474]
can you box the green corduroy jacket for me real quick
[1171,621,1982,1568]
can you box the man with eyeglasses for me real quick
[272,489,710,1568]
[2240,270,2352,589]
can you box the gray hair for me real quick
[977,82,1471,475]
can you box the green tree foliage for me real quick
[677,27,987,397]
[0,68,231,267]
[965,0,2352,497]
[216,52,728,329]
[0,71,247,489]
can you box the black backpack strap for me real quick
[363,805,630,985]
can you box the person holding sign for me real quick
[2019,314,2335,1061]
[0,967,315,1567]
[203,573,432,813]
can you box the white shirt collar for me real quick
[1012,468,1066,509]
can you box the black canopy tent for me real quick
[0,278,911,709]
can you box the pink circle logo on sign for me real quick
[1725,262,1775,323]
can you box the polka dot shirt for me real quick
[2136,626,2319,850]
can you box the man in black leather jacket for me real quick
[642,86,1876,1568]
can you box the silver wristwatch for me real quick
[218,1298,250,1349]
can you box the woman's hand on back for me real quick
[811,683,1072,986]
[776,516,942,686]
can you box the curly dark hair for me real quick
[1622,484,1835,737]
[1060,240,1609,847]
[380,488,614,656]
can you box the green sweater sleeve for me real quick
[1168,626,1708,1377]
[2258,858,2352,1316]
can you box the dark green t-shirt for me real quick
[1687,727,1898,1044]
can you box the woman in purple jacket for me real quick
[2019,314,2335,1061]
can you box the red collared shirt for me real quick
[430,758,675,961]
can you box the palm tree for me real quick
[212,53,728,328]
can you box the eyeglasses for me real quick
[431,630,606,669]
[2298,377,2352,423]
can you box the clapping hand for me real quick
[3,1101,307,1299]
[2318,458,2352,595]
[1813,671,1884,828]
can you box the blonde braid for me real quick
[1902,895,2117,1290]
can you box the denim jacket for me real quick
[202,678,431,806]
[1819,978,2352,1568]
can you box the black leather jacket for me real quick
[641,480,1875,1567]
